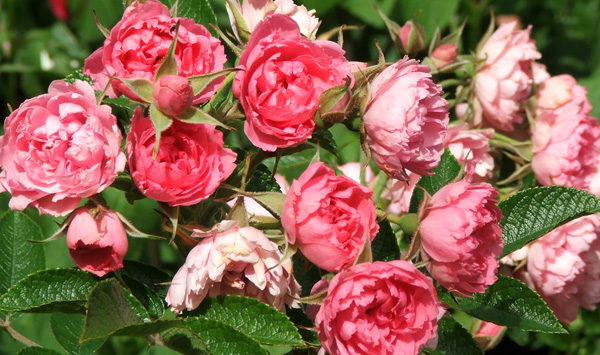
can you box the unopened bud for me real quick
[431,43,459,69]
[153,75,194,116]
[398,21,426,54]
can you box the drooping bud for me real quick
[153,75,194,116]
[431,43,459,69]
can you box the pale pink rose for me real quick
[431,43,458,69]
[166,221,301,312]
[531,75,600,191]
[363,56,449,180]
[0,80,126,216]
[228,0,320,40]
[315,261,440,355]
[84,0,226,104]
[473,21,541,131]
[66,207,128,277]
[522,215,600,324]
[281,162,379,272]
[153,75,194,116]
[385,173,420,216]
[532,62,550,86]
[337,162,375,184]
[419,180,504,297]
[126,107,236,206]
[444,123,495,182]
[233,15,351,151]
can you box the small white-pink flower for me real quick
[166,221,300,312]
[444,123,495,182]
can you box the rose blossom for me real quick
[419,179,504,296]
[315,261,440,355]
[66,207,128,277]
[473,21,541,131]
[531,75,600,193]
[126,107,237,206]
[444,123,495,182]
[281,162,379,272]
[233,14,351,151]
[0,80,125,216]
[84,0,226,103]
[522,215,600,324]
[363,56,449,181]
[227,0,320,40]
[166,221,300,312]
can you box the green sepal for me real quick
[176,106,231,130]
[188,68,240,96]
[116,78,155,103]
[225,0,252,44]
[149,104,174,158]
[155,21,180,80]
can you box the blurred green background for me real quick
[1,0,600,354]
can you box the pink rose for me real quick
[522,215,600,324]
[473,21,541,131]
[153,75,194,116]
[419,180,504,296]
[315,261,440,355]
[0,80,126,216]
[531,75,600,192]
[126,107,237,206]
[473,321,506,350]
[431,43,458,69]
[363,56,449,180]
[233,15,351,151]
[385,173,420,216]
[444,123,495,182]
[228,0,320,40]
[281,162,379,272]
[84,0,226,103]
[66,207,128,277]
[166,221,301,312]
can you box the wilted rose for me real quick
[315,261,440,355]
[363,56,449,180]
[66,207,128,277]
[166,221,301,312]
[282,162,379,272]
[0,80,125,216]
[419,180,504,296]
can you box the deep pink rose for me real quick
[473,21,541,131]
[522,215,600,324]
[363,56,449,180]
[153,75,194,116]
[66,207,128,277]
[419,180,504,296]
[281,162,379,272]
[126,107,237,206]
[315,261,440,355]
[166,221,301,312]
[431,43,458,69]
[84,0,226,103]
[233,14,351,151]
[531,75,600,193]
[0,80,126,216]
[444,123,495,182]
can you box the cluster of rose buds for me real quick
[3,0,600,353]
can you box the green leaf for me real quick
[150,103,174,157]
[246,192,286,220]
[431,317,483,355]
[155,22,180,80]
[341,0,397,28]
[195,295,304,347]
[440,274,567,334]
[16,348,62,355]
[499,186,600,256]
[310,130,339,159]
[246,164,283,193]
[0,268,97,313]
[81,278,150,341]
[371,220,400,262]
[51,313,106,355]
[0,210,46,296]
[120,274,165,319]
[409,148,461,213]
[161,327,210,355]
[184,317,268,355]
[397,0,460,39]
[188,68,239,96]
[162,0,218,35]
[120,260,171,295]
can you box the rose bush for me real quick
[66,207,128,277]
[363,56,449,180]
[0,80,125,216]
[233,14,351,151]
[126,107,237,206]
[315,261,441,355]
[419,179,504,296]
[282,162,379,272]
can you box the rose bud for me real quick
[419,179,504,296]
[153,75,194,116]
[431,43,459,69]
[66,207,128,277]
[473,321,507,350]
[398,21,426,54]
